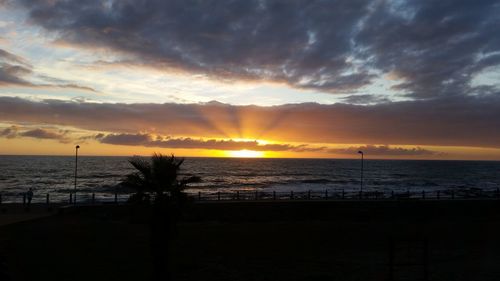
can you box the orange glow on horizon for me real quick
[1,137,500,160]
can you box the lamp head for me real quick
[358,150,363,154]
[76,145,80,149]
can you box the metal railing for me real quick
[0,192,131,205]
[1,188,499,205]
[192,188,500,201]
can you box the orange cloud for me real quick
[1,96,499,149]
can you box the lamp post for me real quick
[74,145,80,204]
[358,150,364,194]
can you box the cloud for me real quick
[341,94,391,105]
[12,0,376,93]
[0,96,499,148]
[328,145,439,156]
[356,0,500,98]
[0,48,97,91]
[9,0,500,99]
[95,133,439,155]
[0,49,29,66]
[98,133,152,146]
[96,133,316,152]
[0,126,72,143]
[1,125,438,155]
[20,128,67,140]
[0,125,18,138]
[0,48,33,87]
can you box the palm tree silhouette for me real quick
[123,153,199,203]
[122,153,200,281]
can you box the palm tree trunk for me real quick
[150,197,172,281]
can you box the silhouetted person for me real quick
[26,188,33,209]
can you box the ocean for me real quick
[0,156,499,203]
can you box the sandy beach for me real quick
[1,200,500,280]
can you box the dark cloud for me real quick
[0,48,33,86]
[11,0,500,98]
[19,128,70,143]
[0,96,499,148]
[95,133,438,155]
[0,49,30,66]
[98,133,152,146]
[0,48,96,91]
[0,125,72,143]
[97,133,313,152]
[357,0,500,98]
[0,64,33,86]
[0,125,19,139]
[35,74,98,92]
[15,0,375,93]
[328,145,439,156]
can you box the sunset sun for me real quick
[228,150,264,158]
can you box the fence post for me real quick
[0,194,2,204]
[291,191,294,200]
[407,190,410,199]
[198,191,201,201]
[391,190,394,199]
[46,193,50,205]
[342,189,345,199]
[114,192,118,204]
[92,193,95,204]
[325,189,328,200]
[422,190,425,200]
[217,191,220,201]
[308,190,311,200]
[437,190,440,200]
[23,193,26,206]
[69,193,72,204]
[236,191,240,201]
[273,191,276,200]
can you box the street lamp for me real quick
[74,145,80,204]
[358,150,364,194]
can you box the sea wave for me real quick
[1,156,499,200]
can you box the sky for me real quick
[0,0,499,159]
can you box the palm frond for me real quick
[123,153,197,200]
[129,157,152,178]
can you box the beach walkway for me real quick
[0,204,59,226]
[1,200,500,280]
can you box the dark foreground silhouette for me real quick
[121,154,198,280]
[2,200,500,281]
